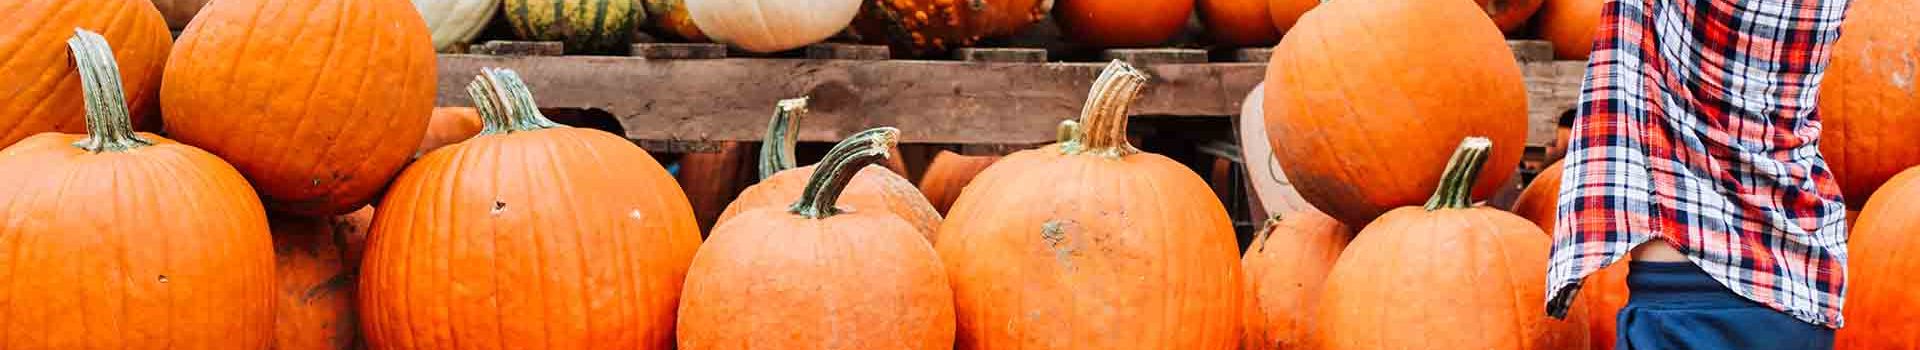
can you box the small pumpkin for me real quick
[163,0,436,216]
[677,141,753,232]
[271,209,374,350]
[1,0,170,147]
[1533,0,1603,59]
[0,30,274,348]
[1511,160,1563,227]
[1054,0,1195,47]
[1818,0,1920,210]
[718,98,944,242]
[848,0,1051,56]
[1836,166,1920,349]
[679,127,957,349]
[1269,0,1318,35]
[1315,138,1587,349]
[1480,0,1544,33]
[686,0,861,53]
[1511,160,1629,350]
[918,151,1000,214]
[1201,0,1282,47]
[360,68,702,349]
[153,0,213,30]
[643,0,708,41]
[1241,211,1351,350]
[418,107,483,156]
[938,61,1243,349]
[415,0,502,52]
[504,0,644,53]
[1265,0,1527,227]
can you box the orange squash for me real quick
[677,141,752,232]
[918,151,1001,214]
[359,69,701,349]
[0,0,170,147]
[1818,0,1920,210]
[1512,160,1628,350]
[642,0,707,41]
[1241,211,1351,350]
[1055,0,1195,47]
[0,30,273,348]
[938,61,1243,349]
[1835,166,1920,349]
[1512,160,1564,227]
[679,128,956,348]
[1316,138,1587,349]
[1265,0,1527,227]
[152,0,212,29]
[271,209,374,350]
[1533,0,1603,59]
[1269,0,1318,35]
[418,107,483,156]
[1202,0,1282,46]
[1480,0,1544,33]
[162,0,435,216]
[718,98,943,242]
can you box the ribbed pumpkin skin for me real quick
[1241,211,1350,350]
[1818,0,1920,210]
[1201,0,1281,47]
[415,0,501,52]
[1512,160,1627,350]
[272,211,374,350]
[360,127,702,349]
[937,144,1242,349]
[1317,206,1587,349]
[1533,0,1602,59]
[418,107,483,156]
[1835,166,1920,349]
[849,0,1050,56]
[918,150,999,214]
[719,165,942,242]
[504,0,639,53]
[152,0,211,29]
[0,133,274,348]
[1055,0,1194,47]
[1480,0,1543,33]
[678,142,752,232]
[678,206,956,348]
[0,0,170,147]
[162,0,436,217]
[642,0,707,41]
[1264,0,1526,227]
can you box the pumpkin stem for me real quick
[470,68,563,134]
[759,97,809,180]
[1071,60,1147,157]
[67,28,152,153]
[789,127,900,219]
[467,74,513,136]
[1423,137,1494,210]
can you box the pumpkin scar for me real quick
[1042,220,1076,271]
[491,200,507,215]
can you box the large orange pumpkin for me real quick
[0,0,170,147]
[718,98,943,243]
[918,151,1001,214]
[1055,0,1195,47]
[1265,0,1527,227]
[1480,0,1544,33]
[938,61,1243,349]
[162,0,436,216]
[417,107,483,156]
[271,209,374,350]
[1269,0,1318,35]
[1512,160,1629,350]
[1533,0,1603,59]
[1316,138,1587,349]
[1835,166,1920,349]
[1241,211,1351,350]
[850,0,1051,56]
[0,30,274,348]
[360,69,702,349]
[679,128,957,348]
[1202,0,1282,46]
[1818,0,1920,210]
[677,141,752,232]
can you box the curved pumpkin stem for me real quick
[1070,60,1148,157]
[469,67,563,134]
[759,97,809,180]
[467,74,512,136]
[789,127,900,219]
[67,28,152,153]
[1424,137,1494,210]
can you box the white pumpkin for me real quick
[684,0,861,53]
[414,0,501,52]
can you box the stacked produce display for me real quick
[0,0,1915,349]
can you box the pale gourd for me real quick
[684,0,861,53]
[414,0,501,52]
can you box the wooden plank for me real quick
[1509,40,1555,63]
[1234,47,1274,63]
[1523,60,1587,147]
[636,140,729,153]
[1102,48,1208,65]
[436,55,1266,145]
[471,41,564,56]
[630,43,728,59]
[806,43,890,60]
[954,48,1048,62]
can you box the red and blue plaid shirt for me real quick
[1546,0,1851,327]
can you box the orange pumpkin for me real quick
[643,0,708,41]
[1533,0,1603,59]
[1316,138,1587,349]
[1818,0,1920,210]
[679,128,957,348]
[1512,160,1629,350]
[677,141,752,232]
[718,98,943,242]
[1241,211,1351,350]
[162,0,436,216]
[1269,0,1318,35]
[1265,0,1527,227]
[938,61,1243,349]
[1055,0,1195,47]
[1512,160,1564,227]
[152,0,212,29]
[0,30,273,348]
[271,209,374,350]
[1835,166,1920,349]
[1480,0,1544,33]
[1202,0,1282,46]
[418,107,483,156]
[0,0,170,147]
[850,0,1051,56]
[360,69,702,349]
[918,151,1001,214]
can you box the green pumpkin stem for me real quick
[467,76,512,135]
[789,127,900,219]
[1071,60,1148,157]
[67,28,151,153]
[759,97,809,180]
[470,67,563,134]
[1423,137,1494,210]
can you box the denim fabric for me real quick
[1616,261,1835,350]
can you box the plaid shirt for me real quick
[1545,0,1851,327]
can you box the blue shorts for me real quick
[1616,261,1834,350]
